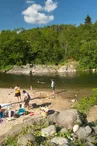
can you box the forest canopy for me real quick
[0,15,97,70]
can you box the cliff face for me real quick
[7,62,79,75]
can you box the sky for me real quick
[0,0,97,31]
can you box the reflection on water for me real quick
[0,71,97,90]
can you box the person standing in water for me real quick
[14,84,21,102]
[51,79,55,95]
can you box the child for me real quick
[51,79,55,95]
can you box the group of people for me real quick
[0,85,31,122]
[0,79,55,122]
[14,84,31,109]
[15,79,55,103]
[0,103,27,122]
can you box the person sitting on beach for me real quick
[23,90,31,110]
[0,105,5,122]
[14,84,21,102]
[16,104,26,116]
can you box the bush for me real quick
[74,88,97,114]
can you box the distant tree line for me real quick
[0,15,97,70]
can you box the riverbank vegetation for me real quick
[74,88,97,114]
[0,15,97,70]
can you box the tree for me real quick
[84,15,92,24]
[79,40,97,69]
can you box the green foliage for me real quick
[0,65,13,71]
[1,18,97,69]
[74,88,97,114]
[4,136,17,146]
[57,129,72,139]
[71,139,86,146]
[79,40,97,69]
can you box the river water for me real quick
[0,71,97,99]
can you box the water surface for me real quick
[0,72,97,99]
[0,72,97,89]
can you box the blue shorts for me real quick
[52,87,55,91]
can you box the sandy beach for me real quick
[0,87,97,138]
[0,88,72,137]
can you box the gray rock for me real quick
[85,125,92,136]
[17,134,35,146]
[86,142,96,146]
[60,128,68,133]
[42,125,56,137]
[51,137,69,145]
[7,63,78,75]
[86,135,97,144]
[92,126,97,134]
[61,143,72,146]
[47,111,59,124]
[76,127,87,140]
[56,109,82,129]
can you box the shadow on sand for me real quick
[32,102,51,108]
[56,89,68,94]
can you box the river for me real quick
[0,71,97,99]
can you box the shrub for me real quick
[74,88,97,114]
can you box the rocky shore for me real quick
[6,61,79,75]
[4,62,97,76]
[1,108,97,146]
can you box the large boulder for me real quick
[42,125,56,137]
[47,111,59,124]
[17,134,35,146]
[76,126,92,140]
[56,109,82,129]
[51,137,69,145]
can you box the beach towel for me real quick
[1,103,12,109]
[16,108,26,115]
[29,112,35,116]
